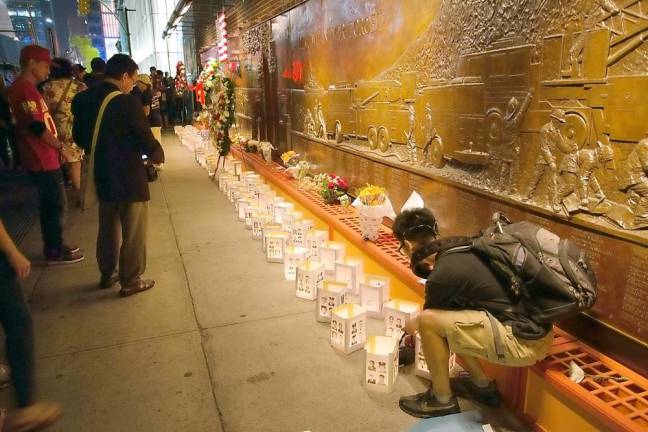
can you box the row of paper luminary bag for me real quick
[214,156,454,393]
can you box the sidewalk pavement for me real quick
[1,132,529,431]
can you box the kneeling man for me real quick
[393,208,554,418]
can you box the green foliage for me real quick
[69,35,100,68]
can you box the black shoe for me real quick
[399,389,460,418]
[99,273,119,289]
[450,376,502,407]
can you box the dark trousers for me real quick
[0,276,35,407]
[30,169,67,252]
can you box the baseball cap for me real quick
[137,74,152,86]
[20,45,52,65]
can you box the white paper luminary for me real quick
[283,246,307,281]
[237,197,251,222]
[273,202,294,224]
[252,184,272,205]
[360,274,391,318]
[330,304,367,354]
[335,257,364,295]
[227,182,243,203]
[414,333,457,380]
[218,173,231,192]
[365,336,399,393]
[244,174,261,192]
[295,261,324,301]
[265,231,289,263]
[316,281,346,323]
[251,213,271,240]
[261,223,282,252]
[244,206,262,230]
[281,211,303,240]
[384,300,421,339]
[291,219,313,248]
[257,190,277,214]
[263,197,283,218]
[233,161,242,176]
[223,156,236,173]
[305,230,328,261]
[319,241,346,273]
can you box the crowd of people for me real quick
[0,45,165,430]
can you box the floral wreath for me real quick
[200,60,236,156]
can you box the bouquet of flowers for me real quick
[353,184,395,241]
[317,173,349,204]
[280,151,300,167]
[357,184,388,206]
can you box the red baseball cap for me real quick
[20,45,52,65]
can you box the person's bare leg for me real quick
[418,310,452,400]
[456,354,491,386]
[68,161,81,192]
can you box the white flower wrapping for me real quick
[352,198,396,241]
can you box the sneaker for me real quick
[450,376,502,407]
[63,244,80,254]
[398,389,460,418]
[46,249,84,266]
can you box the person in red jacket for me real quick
[8,45,84,265]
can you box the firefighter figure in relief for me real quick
[405,103,418,165]
[553,140,615,213]
[490,89,533,194]
[617,137,648,227]
[522,109,566,205]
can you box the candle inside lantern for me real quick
[319,241,346,273]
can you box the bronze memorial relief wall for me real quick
[229,0,648,347]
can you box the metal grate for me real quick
[539,341,648,430]
[337,215,410,266]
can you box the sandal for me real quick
[3,402,62,432]
[119,279,155,297]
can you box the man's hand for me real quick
[404,317,419,336]
[7,250,31,279]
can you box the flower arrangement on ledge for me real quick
[316,173,350,205]
[353,184,395,241]
[356,184,388,206]
[280,150,300,167]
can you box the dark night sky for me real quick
[52,0,77,54]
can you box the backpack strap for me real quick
[92,91,121,153]
[410,236,473,269]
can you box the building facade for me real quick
[118,0,183,74]
[4,0,56,52]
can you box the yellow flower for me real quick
[357,184,387,206]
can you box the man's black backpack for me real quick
[412,213,598,332]
[447,213,598,325]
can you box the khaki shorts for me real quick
[441,310,553,367]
